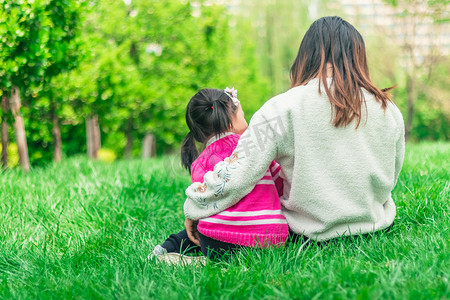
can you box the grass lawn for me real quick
[0,142,448,299]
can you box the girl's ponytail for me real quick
[211,99,233,135]
[181,132,199,173]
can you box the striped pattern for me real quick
[215,209,283,217]
[191,134,289,247]
[200,218,287,226]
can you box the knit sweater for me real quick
[192,133,289,247]
[184,78,405,241]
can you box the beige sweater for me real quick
[184,78,405,241]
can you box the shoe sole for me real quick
[155,253,207,266]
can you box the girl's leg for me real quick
[199,233,242,261]
[160,229,201,254]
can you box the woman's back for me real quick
[267,78,405,240]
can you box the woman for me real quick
[184,16,405,246]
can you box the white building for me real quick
[336,0,450,63]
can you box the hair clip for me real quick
[224,87,240,106]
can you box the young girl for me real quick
[151,88,289,262]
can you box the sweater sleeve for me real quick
[184,104,285,220]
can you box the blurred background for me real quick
[0,0,448,171]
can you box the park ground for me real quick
[0,142,448,299]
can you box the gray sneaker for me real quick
[149,245,206,266]
[149,245,167,259]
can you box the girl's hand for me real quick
[185,218,201,246]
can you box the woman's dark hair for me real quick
[181,88,238,173]
[290,16,394,128]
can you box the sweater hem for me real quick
[291,217,396,242]
[198,227,289,247]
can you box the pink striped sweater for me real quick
[191,132,289,247]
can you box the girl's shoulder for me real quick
[191,134,240,179]
[212,134,240,149]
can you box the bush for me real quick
[98,148,117,163]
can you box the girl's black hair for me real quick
[181,88,238,173]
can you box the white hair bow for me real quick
[224,87,240,106]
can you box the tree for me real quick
[0,1,41,171]
[40,0,86,162]
[0,0,86,169]
[382,0,449,140]
[1,92,9,168]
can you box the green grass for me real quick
[0,142,448,299]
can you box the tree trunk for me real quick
[405,74,417,141]
[124,119,133,159]
[125,132,132,159]
[93,115,101,157]
[52,114,62,162]
[86,115,101,159]
[86,116,93,158]
[142,133,156,159]
[10,86,30,172]
[1,94,9,168]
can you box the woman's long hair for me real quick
[181,89,238,173]
[290,16,394,128]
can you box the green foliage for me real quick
[0,143,448,298]
[0,0,85,88]
[0,142,19,167]
[412,56,450,140]
[377,0,450,140]
[402,87,450,141]
[0,0,48,88]
[366,32,450,142]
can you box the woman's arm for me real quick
[184,103,287,220]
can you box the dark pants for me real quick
[161,230,242,260]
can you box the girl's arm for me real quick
[184,102,286,220]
